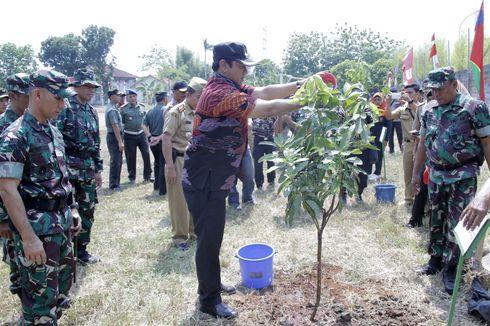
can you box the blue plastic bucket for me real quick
[236,243,277,289]
[375,184,396,203]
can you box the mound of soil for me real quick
[230,263,430,326]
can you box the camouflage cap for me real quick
[71,68,101,88]
[30,69,77,99]
[0,88,8,99]
[427,67,456,89]
[187,77,207,94]
[6,73,30,95]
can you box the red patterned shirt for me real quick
[183,73,256,190]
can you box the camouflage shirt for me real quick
[0,111,73,235]
[0,105,22,222]
[422,93,490,184]
[0,105,21,134]
[252,117,276,139]
[55,95,103,181]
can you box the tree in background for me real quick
[249,59,281,86]
[136,78,166,105]
[0,43,37,88]
[39,25,116,97]
[80,25,116,96]
[282,32,327,77]
[39,34,85,76]
[323,24,402,67]
[139,45,205,90]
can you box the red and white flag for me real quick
[402,47,414,85]
[429,34,440,69]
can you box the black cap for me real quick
[212,42,258,66]
[107,88,119,97]
[172,81,188,92]
[155,91,168,97]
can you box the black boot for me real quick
[442,267,456,295]
[416,256,442,275]
[77,244,100,265]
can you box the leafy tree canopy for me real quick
[0,43,37,88]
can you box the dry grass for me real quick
[0,109,489,325]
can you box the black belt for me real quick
[431,157,480,172]
[24,197,69,211]
[65,148,93,159]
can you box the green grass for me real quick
[0,111,489,325]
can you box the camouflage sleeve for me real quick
[473,101,490,138]
[93,109,103,172]
[0,128,27,181]
[54,104,68,133]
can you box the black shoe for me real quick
[59,296,72,310]
[77,252,100,264]
[443,267,456,295]
[128,179,135,185]
[406,219,422,228]
[221,283,236,295]
[416,258,442,275]
[200,303,238,319]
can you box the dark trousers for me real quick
[358,149,372,195]
[184,180,229,308]
[252,136,275,187]
[123,133,152,181]
[150,140,166,195]
[388,120,403,153]
[106,133,123,189]
[411,168,428,224]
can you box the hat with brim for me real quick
[71,68,101,88]
[427,67,456,89]
[7,73,30,95]
[30,69,77,99]
[213,42,259,66]
[173,81,188,92]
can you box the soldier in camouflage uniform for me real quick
[0,73,30,298]
[55,68,103,264]
[412,67,490,295]
[0,69,80,325]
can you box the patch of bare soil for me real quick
[230,264,431,326]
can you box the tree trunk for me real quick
[310,228,323,321]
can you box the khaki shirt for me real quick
[163,100,194,153]
[391,104,417,141]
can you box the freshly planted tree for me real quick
[263,76,376,321]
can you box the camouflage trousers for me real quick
[428,177,476,268]
[2,236,21,296]
[13,230,74,326]
[71,179,98,249]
